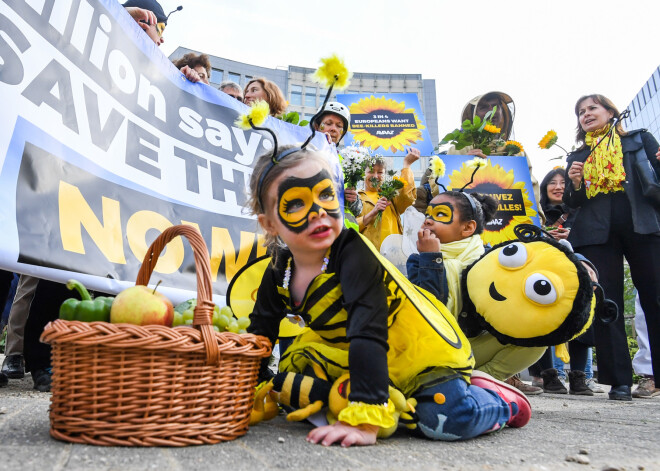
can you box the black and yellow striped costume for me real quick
[237,229,474,407]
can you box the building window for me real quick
[290,84,302,106]
[244,75,253,85]
[305,87,317,107]
[228,72,241,84]
[210,68,223,83]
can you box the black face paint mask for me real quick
[425,202,454,224]
[277,169,341,233]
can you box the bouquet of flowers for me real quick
[439,107,504,156]
[370,169,406,226]
[341,145,375,188]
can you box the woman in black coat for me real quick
[564,94,660,401]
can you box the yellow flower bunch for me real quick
[392,175,407,188]
[312,54,352,90]
[429,156,446,179]
[483,124,501,134]
[504,140,524,156]
[235,100,270,129]
[538,130,558,149]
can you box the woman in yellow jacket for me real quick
[358,148,419,250]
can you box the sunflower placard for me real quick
[335,93,434,156]
[434,155,541,246]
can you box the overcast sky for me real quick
[157,0,660,182]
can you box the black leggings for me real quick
[576,194,660,386]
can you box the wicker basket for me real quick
[41,225,271,446]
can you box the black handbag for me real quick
[632,146,660,206]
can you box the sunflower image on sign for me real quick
[348,95,426,153]
[448,159,538,245]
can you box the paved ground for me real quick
[1,363,659,471]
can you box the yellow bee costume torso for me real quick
[229,229,474,400]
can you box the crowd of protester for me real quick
[2,0,659,421]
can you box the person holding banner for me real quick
[358,150,419,250]
[244,78,288,117]
[123,0,169,47]
[564,94,660,401]
[172,52,211,85]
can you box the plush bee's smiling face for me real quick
[465,240,588,342]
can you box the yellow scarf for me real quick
[441,234,485,319]
[583,125,625,199]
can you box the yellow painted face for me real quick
[466,241,581,339]
[277,169,341,233]
[425,202,454,224]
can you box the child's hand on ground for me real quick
[306,421,378,447]
[417,228,441,253]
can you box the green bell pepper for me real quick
[59,279,113,322]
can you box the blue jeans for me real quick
[584,348,594,380]
[412,377,511,441]
[552,346,594,379]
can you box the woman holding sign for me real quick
[564,94,660,401]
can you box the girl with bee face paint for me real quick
[407,190,547,389]
[277,169,342,233]
[234,147,533,448]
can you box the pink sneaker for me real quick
[471,370,532,428]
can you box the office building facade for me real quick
[623,65,660,140]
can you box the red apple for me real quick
[110,285,174,326]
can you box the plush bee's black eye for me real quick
[498,242,527,268]
[525,274,557,304]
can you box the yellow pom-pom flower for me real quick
[538,130,559,149]
[312,54,352,90]
[429,156,446,179]
[234,100,270,130]
[483,124,501,134]
[466,157,487,169]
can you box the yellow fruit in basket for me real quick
[173,312,184,327]
[110,285,174,326]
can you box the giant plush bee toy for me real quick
[460,224,617,348]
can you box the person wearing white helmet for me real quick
[313,102,362,227]
[313,102,350,146]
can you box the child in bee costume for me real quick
[235,147,536,445]
[229,94,536,444]
[407,159,609,384]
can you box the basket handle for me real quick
[135,225,219,365]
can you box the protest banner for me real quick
[433,155,541,246]
[336,93,434,157]
[0,0,335,304]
